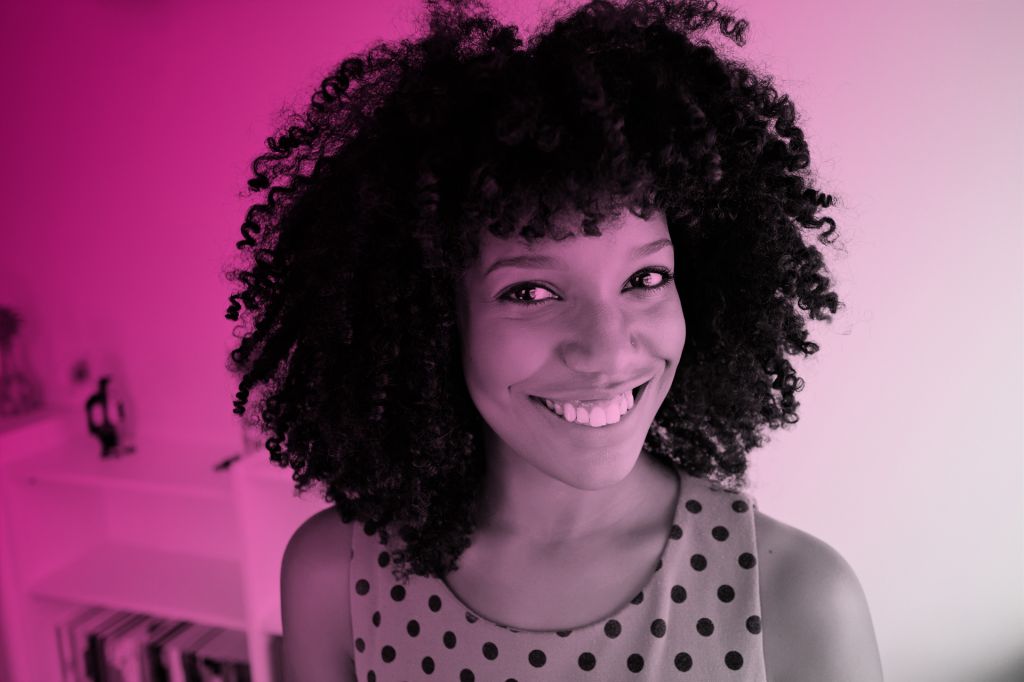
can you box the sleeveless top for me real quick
[348,467,768,681]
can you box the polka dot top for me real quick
[348,467,767,680]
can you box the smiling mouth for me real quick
[528,381,651,428]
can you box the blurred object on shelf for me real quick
[86,375,136,458]
[55,606,252,682]
[0,305,44,417]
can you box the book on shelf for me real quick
[162,622,220,682]
[68,608,125,682]
[193,629,250,682]
[56,606,103,682]
[104,614,163,682]
[146,620,192,682]
[54,606,252,682]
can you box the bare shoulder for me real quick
[754,509,884,682]
[280,506,357,682]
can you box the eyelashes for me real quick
[497,267,676,306]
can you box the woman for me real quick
[225,0,884,678]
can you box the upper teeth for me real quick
[540,389,637,428]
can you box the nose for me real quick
[559,301,638,376]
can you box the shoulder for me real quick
[753,509,884,682]
[280,507,357,682]
[284,506,355,563]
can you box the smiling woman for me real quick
[225,0,882,679]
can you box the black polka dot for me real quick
[685,499,703,513]
[421,657,435,674]
[355,579,370,595]
[696,618,715,636]
[725,651,744,670]
[669,524,683,540]
[556,630,572,638]
[466,611,479,624]
[578,652,596,671]
[443,631,457,649]
[604,620,622,638]
[718,585,735,602]
[377,551,390,567]
[627,653,644,672]
[746,615,762,634]
[528,649,547,667]
[459,669,474,681]
[690,554,708,571]
[407,620,420,637]
[429,595,442,612]
[650,619,666,637]
[631,591,644,605]
[671,585,687,603]
[738,552,757,569]
[390,585,406,602]
[483,642,499,660]
[355,638,365,653]
[732,500,749,513]
[381,645,395,663]
[363,522,376,535]
[372,611,381,627]
[711,525,730,541]
[367,671,375,682]
[674,652,693,671]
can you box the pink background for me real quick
[1,0,1021,680]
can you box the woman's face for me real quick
[455,207,686,489]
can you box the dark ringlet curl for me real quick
[223,0,844,583]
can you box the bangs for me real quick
[450,161,665,272]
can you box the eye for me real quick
[498,283,558,306]
[627,267,674,293]
[497,267,675,306]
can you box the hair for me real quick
[224,0,843,583]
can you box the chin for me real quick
[537,443,645,491]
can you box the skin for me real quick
[280,205,885,681]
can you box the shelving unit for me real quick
[0,409,331,682]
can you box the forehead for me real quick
[474,208,671,268]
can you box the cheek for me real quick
[655,297,686,359]
[464,319,551,391]
[676,304,687,343]
[466,330,509,387]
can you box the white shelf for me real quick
[0,415,321,682]
[28,542,246,631]
[0,407,74,455]
[5,435,235,501]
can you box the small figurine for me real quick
[85,376,135,458]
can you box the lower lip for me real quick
[529,381,651,430]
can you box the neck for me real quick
[475,446,675,548]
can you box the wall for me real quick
[0,0,1021,680]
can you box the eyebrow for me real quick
[483,238,673,276]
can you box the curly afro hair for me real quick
[224,0,843,583]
